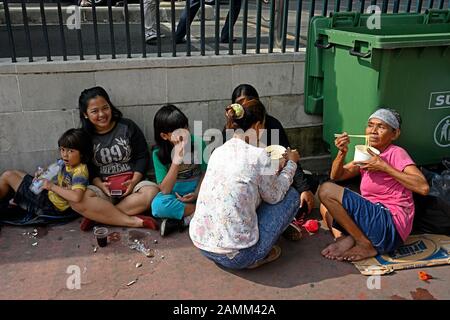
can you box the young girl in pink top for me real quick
[319,108,429,262]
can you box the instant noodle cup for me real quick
[354,145,380,163]
[265,145,287,160]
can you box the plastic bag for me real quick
[413,161,450,235]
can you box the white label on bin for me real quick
[434,116,450,148]
[429,91,450,110]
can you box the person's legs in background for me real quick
[175,0,201,43]
[220,0,243,43]
[144,0,166,43]
[144,0,157,42]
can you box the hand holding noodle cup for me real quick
[265,145,286,173]
[265,145,286,160]
[333,133,380,165]
[265,145,300,173]
[354,145,380,164]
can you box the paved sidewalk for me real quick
[0,210,448,300]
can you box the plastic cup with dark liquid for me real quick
[94,227,109,247]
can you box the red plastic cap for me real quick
[303,219,319,233]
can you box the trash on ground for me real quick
[126,279,137,286]
[32,242,38,246]
[135,262,142,268]
[303,219,319,233]
[419,271,433,281]
[127,230,154,257]
[129,241,154,257]
[108,232,121,243]
[93,246,98,253]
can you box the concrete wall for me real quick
[0,52,328,174]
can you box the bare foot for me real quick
[321,236,355,260]
[335,235,348,242]
[342,241,377,261]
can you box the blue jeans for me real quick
[175,0,242,42]
[200,188,299,269]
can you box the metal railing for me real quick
[1,0,449,62]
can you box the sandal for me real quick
[247,245,281,269]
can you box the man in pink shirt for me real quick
[318,108,430,262]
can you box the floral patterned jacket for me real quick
[189,138,297,254]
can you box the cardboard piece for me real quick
[353,234,450,276]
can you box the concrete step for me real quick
[0,2,214,25]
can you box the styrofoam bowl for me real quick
[354,145,380,163]
[265,145,286,160]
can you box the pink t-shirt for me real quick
[360,144,416,241]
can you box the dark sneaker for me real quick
[146,32,166,44]
[160,218,184,237]
[175,37,186,44]
[282,219,303,241]
[220,37,237,44]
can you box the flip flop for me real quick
[247,245,281,269]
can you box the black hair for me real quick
[153,104,189,165]
[231,84,260,103]
[58,128,92,163]
[78,86,123,134]
[226,98,267,132]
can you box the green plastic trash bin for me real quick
[304,9,450,165]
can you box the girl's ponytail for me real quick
[225,98,266,132]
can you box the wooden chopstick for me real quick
[334,134,368,138]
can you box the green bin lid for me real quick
[304,10,450,115]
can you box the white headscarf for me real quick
[369,108,400,130]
